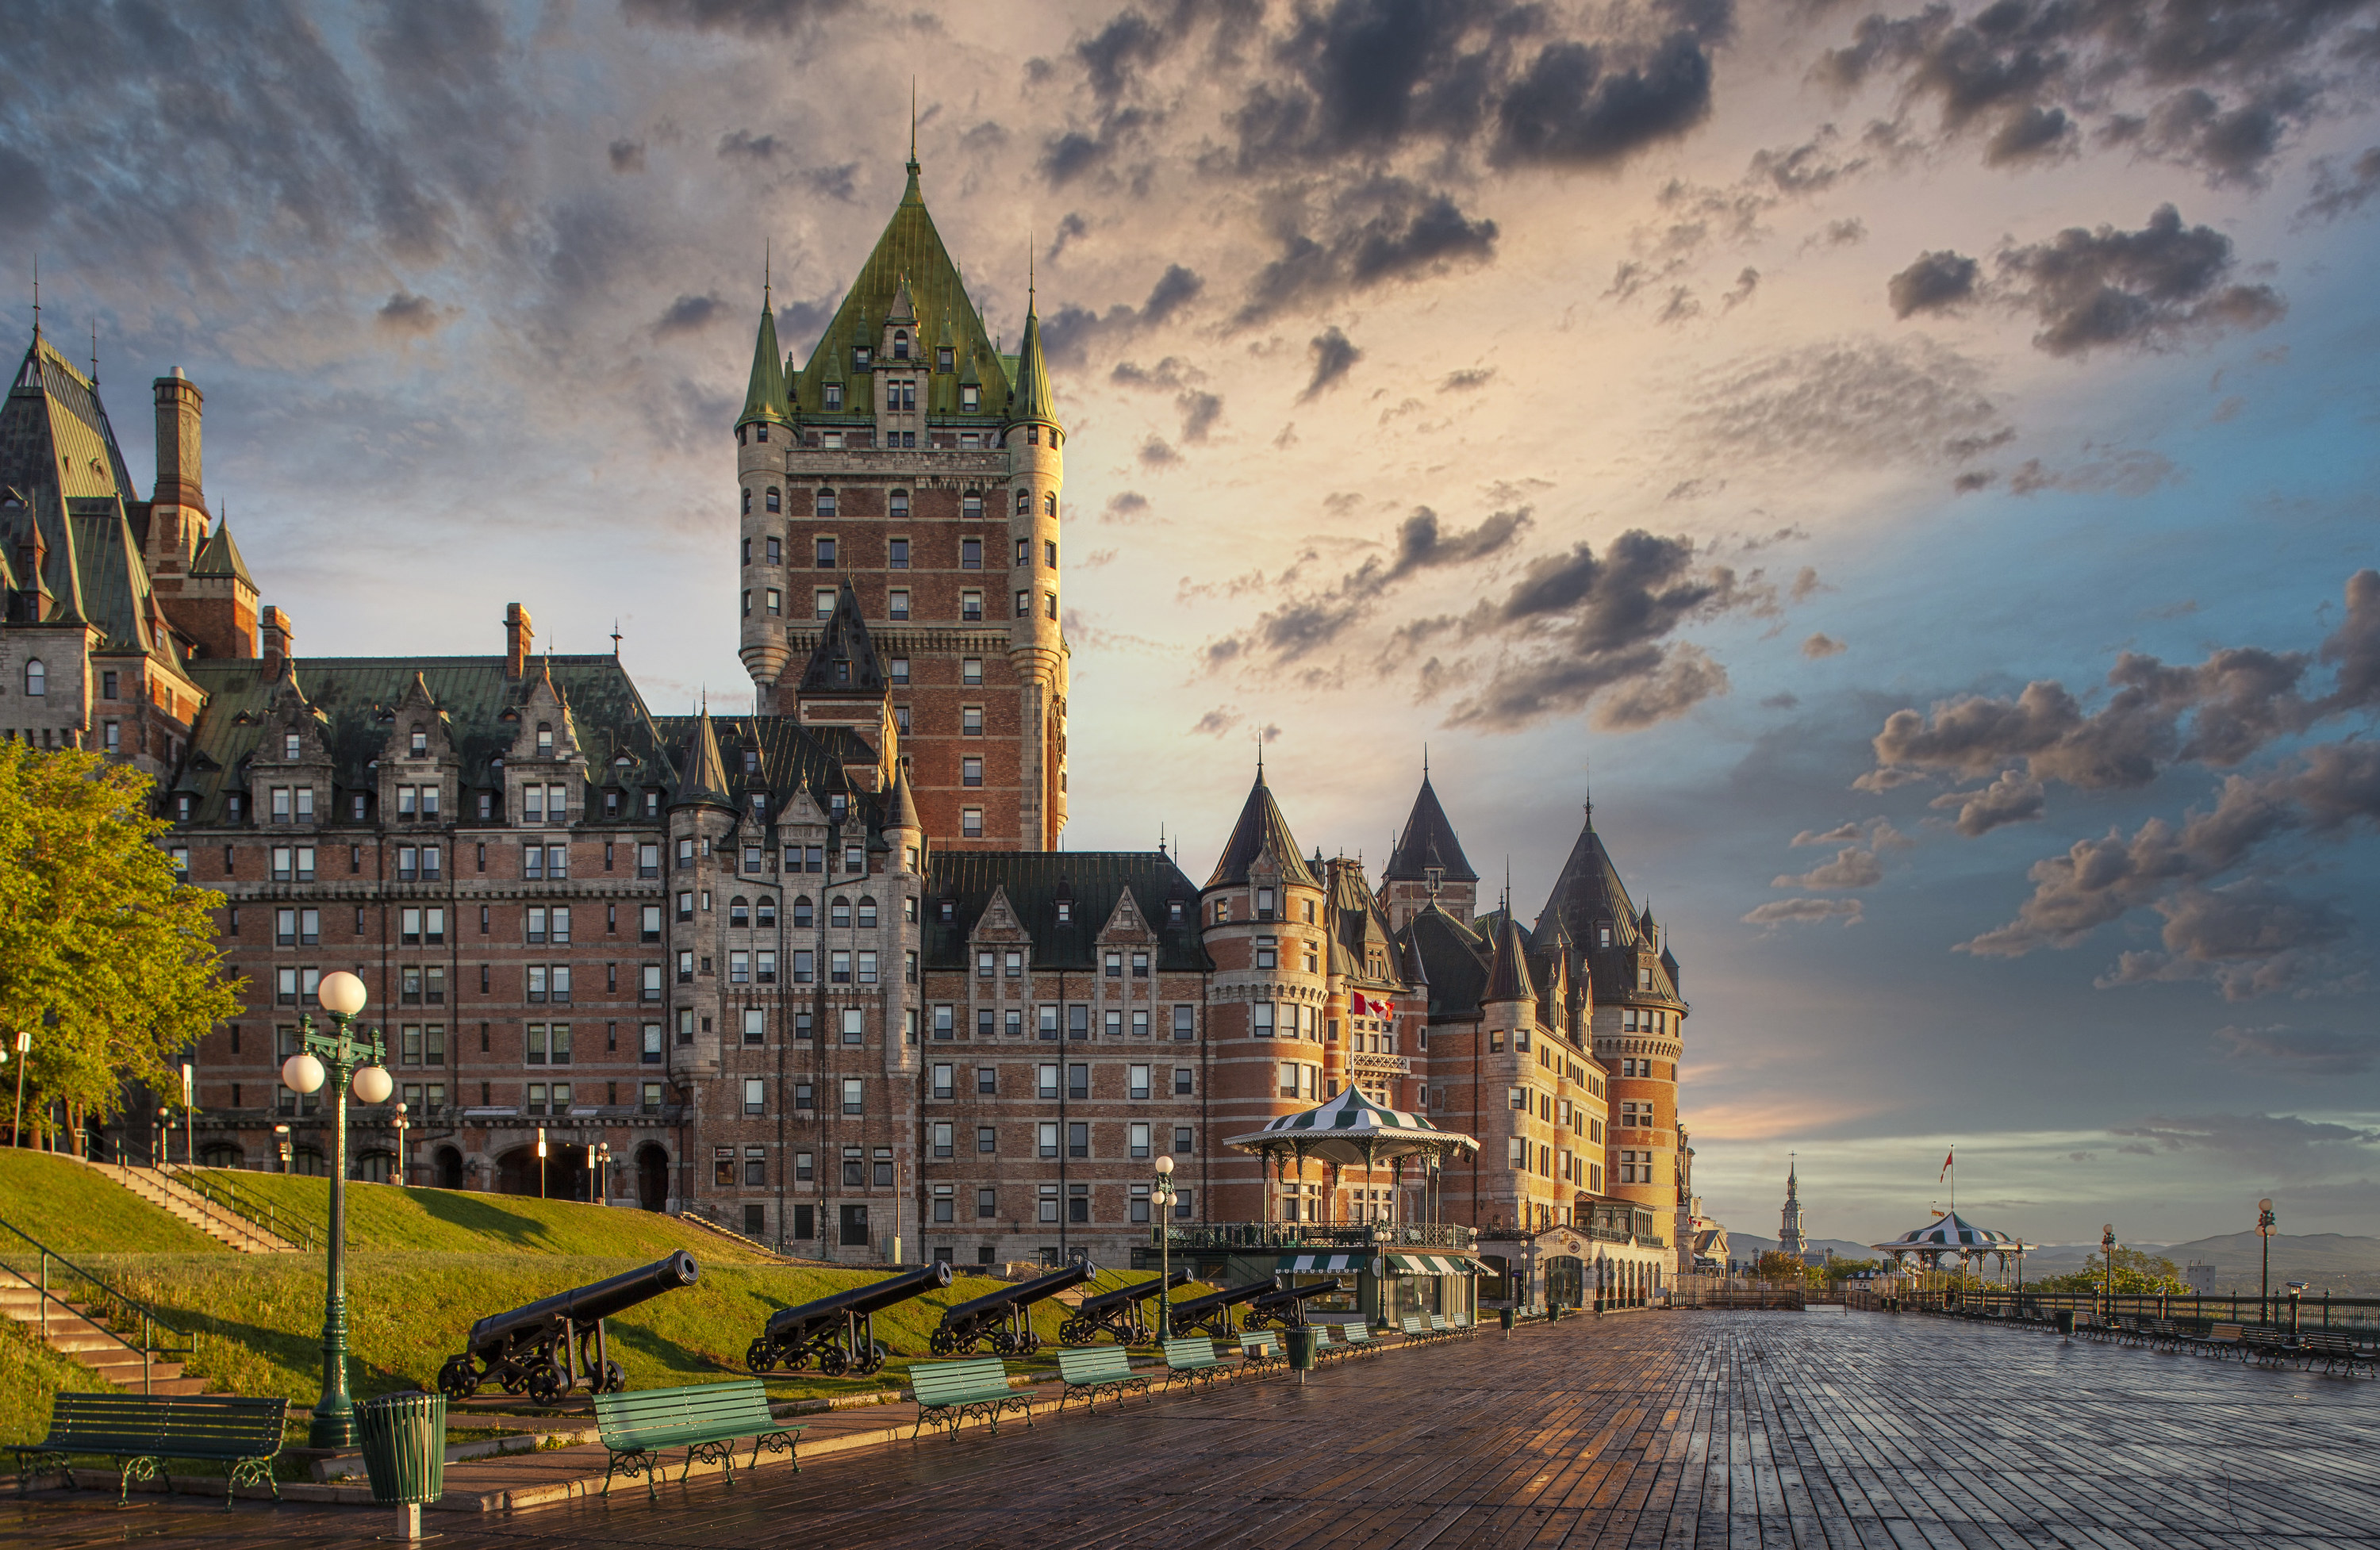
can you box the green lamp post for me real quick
[278,970,392,1449]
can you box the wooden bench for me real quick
[13,1392,287,1507]
[908,1358,1032,1440]
[1238,1330,1284,1371]
[1161,1336,1232,1391]
[2295,1331,2370,1376]
[2190,1322,2245,1359]
[593,1379,802,1502]
[1054,1347,1148,1414]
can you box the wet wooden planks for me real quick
[5,1310,2375,1550]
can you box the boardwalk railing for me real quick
[1876,1284,2380,1335]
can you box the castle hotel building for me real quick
[0,155,1695,1282]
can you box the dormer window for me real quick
[853,346,871,370]
[892,331,910,359]
[937,346,954,371]
[824,383,843,411]
[409,726,428,758]
[284,733,301,761]
[961,384,979,412]
[1056,900,1072,923]
[536,723,554,756]
[1256,887,1276,919]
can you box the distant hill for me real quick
[1725,1234,1877,1263]
[2156,1231,2380,1293]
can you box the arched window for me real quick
[1043,493,1057,519]
[24,659,44,696]
[893,330,910,359]
[889,489,909,519]
[757,896,777,927]
[962,491,982,520]
[766,486,781,513]
[816,489,837,518]
[729,896,750,927]
[792,896,813,927]
[830,897,851,928]
[741,488,751,516]
[858,897,878,928]
[1015,490,1030,516]
[536,723,554,756]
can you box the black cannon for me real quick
[436,1251,699,1403]
[929,1260,1096,1356]
[1242,1277,1350,1330]
[1058,1269,1191,1346]
[747,1261,952,1378]
[1165,1276,1279,1340]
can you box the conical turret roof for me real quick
[796,580,888,696]
[671,711,735,811]
[1204,771,1319,891]
[1384,773,1477,883]
[739,301,789,426]
[884,762,924,833]
[1010,305,1057,427]
[1484,914,1535,1005]
[189,520,255,586]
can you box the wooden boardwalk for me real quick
[6,1309,2376,1548]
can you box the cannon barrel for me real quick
[1171,1276,1280,1321]
[939,1260,1097,1327]
[765,1261,952,1341]
[1073,1268,1190,1318]
[467,1252,698,1357]
[1251,1276,1349,1307]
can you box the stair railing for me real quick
[0,1216,198,1396]
[156,1163,317,1253]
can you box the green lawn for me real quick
[0,1151,228,1256]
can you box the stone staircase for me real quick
[82,1161,299,1253]
[0,1278,207,1395]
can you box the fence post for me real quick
[40,1250,49,1340]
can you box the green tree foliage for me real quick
[0,741,241,1138]
[1753,1250,1806,1283]
[2030,1246,2190,1296]
[1821,1256,1883,1284]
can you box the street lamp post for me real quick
[537,1127,548,1199]
[2256,1198,2276,1328]
[392,1103,409,1186]
[594,1141,612,1205]
[2100,1224,2115,1322]
[274,1123,293,1172]
[7,1029,28,1147]
[277,970,392,1450]
[1152,1155,1177,1338]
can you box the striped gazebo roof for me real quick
[1223,1087,1479,1168]
[1871,1211,2027,1257]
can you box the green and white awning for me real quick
[1381,1253,1484,1276]
[1276,1253,1370,1273]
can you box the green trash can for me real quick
[1546,1300,1560,1324]
[1284,1326,1320,1371]
[357,1390,446,1539]
[1499,1306,1515,1333]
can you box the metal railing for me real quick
[167,1165,317,1252]
[1889,1285,2380,1335]
[1165,1222,1477,1253]
[0,1216,198,1395]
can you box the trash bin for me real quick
[2054,1309,2075,1338]
[357,1390,445,1540]
[1499,1306,1515,1333]
[1546,1300,1560,1324]
[1284,1326,1320,1372]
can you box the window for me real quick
[1016,589,1030,618]
[815,535,836,567]
[22,659,44,696]
[962,590,981,621]
[1173,1005,1195,1041]
[1173,1066,1193,1095]
[841,1007,864,1045]
[1253,1002,1274,1038]
[815,589,836,620]
[840,1077,865,1115]
[1044,591,1058,620]
[962,808,982,838]
[1045,539,1058,568]
[962,705,983,737]
[1129,1064,1151,1099]
[888,589,909,621]
[1068,1121,1088,1158]
[962,384,979,411]
[1037,1064,1058,1099]
[961,537,982,570]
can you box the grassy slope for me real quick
[0,1152,228,1256]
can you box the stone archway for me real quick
[434,1146,464,1190]
[636,1143,670,1212]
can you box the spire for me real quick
[1203,769,1319,890]
[887,272,917,324]
[671,711,736,812]
[1484,914,1534,1005]
[1010,280,1057,429]
[885,762,924,833]
[739,291,789,427]
[908,76,919,177]
[796,579,889,696]
[190,518,254,586]
[1385,767,1477,883]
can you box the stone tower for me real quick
[1779,1155,1806,1260]
[735,152,1068,851]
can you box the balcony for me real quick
[1165,1221,1476,1253]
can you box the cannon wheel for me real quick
[746,1339,778,1375]
[928,1328,962,1357]
[816,1345,848,1378]
[525,1360,568,1404]
[1014,1331,1041,1356]
[436,1355,480,1401]
[494,1362,528,1396]
[856,1341,889,1376]
[599,1360,626,1395]
[1058,1318,1093,1346]
[988,1329,1019,1356]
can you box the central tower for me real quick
[736,154,1069,850]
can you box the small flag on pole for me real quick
[1940,1148,1954,1181]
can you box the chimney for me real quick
[505,602,533,679]
[152,367,204,510]
[260,605,294,669]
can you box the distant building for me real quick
[1778,1155,1806,1260]
[2185,1261,2217,1295]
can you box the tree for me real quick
[1753,1250,1805,1283]
[0,741,243,1143]
[1822,1256,1883,1285]
[2031,1247,2190,1296]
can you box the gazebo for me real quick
[1871,1211,2029,1280]
[1224,1087,1479,1227]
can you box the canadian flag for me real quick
[1350,992,1396,1019]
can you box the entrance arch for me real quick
[635,1143,670,1211]
[434,1145,464,1190]
[1545,1255,1584,1310]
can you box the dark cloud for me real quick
[1237,178,1498,324]
[608,139,647,172]
[1998,205,2285,355]
[1743,897,1864,929]
[620,0,853,34]
[1190,707,1242,737]
[1138,436,1180,466]
[1299,327,1362,400]
[2215,1024,2380,1077]
[2301,146,2380,221]
[1490,31,1718,167]
[1802,632,1845,659]
[654,293,725,336]
[1929,771,2046,837]
[376,290,455,337]
[2108,1112,2380,1180]
[1038,265,1206,366]
[2094,881,2352,999]
[1222,505,1534,664]
[716,129,781,163]
[1103,491,1154,524]
[1887,250,1979,317]
[1177,391,1223,443]
[1439,367,1496,391]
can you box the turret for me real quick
[1004,290,1066,843]
[147,368,205,579]
[739,299,793,694]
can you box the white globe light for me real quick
[1154,1155,1175,1176]
[351,1065,394,1105]
[317,971,369,1018]
[282,1053,326,1095]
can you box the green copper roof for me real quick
[739,302,789,425]
[1010,306,1056,428]
[190,520,255,586]
[789,162,1015,417]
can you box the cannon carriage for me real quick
[928,1260,1096,1357]
[1242,1277,1350,1330]
[1057,1269,1190,1346]
[746,1262,953,1378]
[1163,1276,1279,1340]
[436,1252,699,1403]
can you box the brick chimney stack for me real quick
[260,606,294,669]
[505,602,533,678]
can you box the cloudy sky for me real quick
[10,0,2380,1249]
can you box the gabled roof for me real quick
[796,580,887,696]
[671,711,735,811]
[1204,772,1319,891]
[1384,774,1477,883]
[189,520,255,586]
[923,851,1210,973]
[788,161,1015,420]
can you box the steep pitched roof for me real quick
[739,301,789,426]
[1484,914,1536,1005]
[1010,305,1056,427]
[795,580,888,696]
[189,520,255,585]
[923,852,1211,973]
[1533,805,1681,1005]
[671,711,735,811]
[1384,773,1478,883]
[1204,772,1319,890]
[883,762,923,832]
[1403,907,1488,1018]
[788,162,1013,419]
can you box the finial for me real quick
[90,317,97,385]
[30,255,39,341]
[1027,233,1035,316]
[908,77,918,169]
[610,619,622,658]
[764,239,771,306]
[1422,743,1428,780]
[1254,726,1262,778]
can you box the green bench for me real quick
[1336,1322,1380,1356]
[1430,1314,1462,1338]
[1160,1336,1232,1391]
[909,1357,1032,1440]
[14,1392,287,1507]
[1054,1347,1149,1414]
[1311,1323,1351,1361]
[1238,1330,1284,1371]
[593,1379,802,1502]
[1398,1314,1435,1342]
